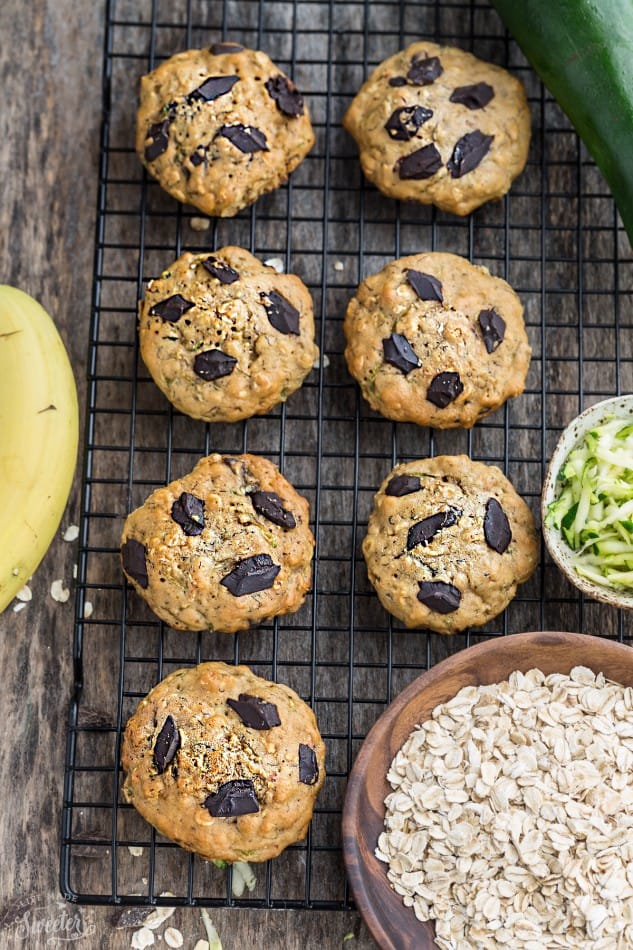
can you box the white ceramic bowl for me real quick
[542,394,633,609]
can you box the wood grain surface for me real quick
[343,631,633,950]
[0,2,373,947]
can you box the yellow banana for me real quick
[0,285,79,612]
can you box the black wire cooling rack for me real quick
[61,0,633,910]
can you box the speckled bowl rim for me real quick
[542,394,633,609]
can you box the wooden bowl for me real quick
[342,630,633,950]
[541,394,633,609]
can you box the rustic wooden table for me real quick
[0,1,372,946]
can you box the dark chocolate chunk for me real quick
[227,693,281,730]
[478,308,506,354]
[388,76,407,87]
[298,744,319,785]
[386,474,422,497]
[202,256,240,284]
[396,143,442,180]
[171,492,205,536]
[149,294,194,323]
[219,123,268,153]
[417,580,462,613]
[204,780,260,818]
[153,716,180,774]
[447,130,494,178]
[121,539,148,589]
[407,508,461,550]
[144,119,170,162]
[220,554,281,596]
[427,372,464,408]
[265,74,304,117]
[249,491,296,530]
[483,497,512,554]
[407,270,443,303]
[188,75,239,102]
[449,82,495,110]
[260,290,300,335]
[407,55,443,86]
[382,333,420,375]
[193,349,238,382]
[384,105,433,141]
[190,146,206,167]
[210,42,245,54]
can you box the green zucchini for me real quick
[489,0,633,248]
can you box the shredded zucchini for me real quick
[545,415,633,587]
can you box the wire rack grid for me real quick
[61,0,633,911]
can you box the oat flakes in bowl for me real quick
[342,631,633,950]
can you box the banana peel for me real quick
[0,285,79,612]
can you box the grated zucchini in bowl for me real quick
[545,415,633,587]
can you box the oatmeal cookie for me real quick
[363,455,538,634]
[343,41,530,215]
[139,247,318,422]
[121,661,326,862]
[137,42,315,216]
[343,251,530,429]
[120,453,314,632]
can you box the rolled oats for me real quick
[377,667,633,948]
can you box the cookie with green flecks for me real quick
[139,247,318,422]
[343,40,530,215]
[363,455,538,634]
[136,42,314,216]
[121,661,325,862]
[120,453,314,632]
[343,251,530,429]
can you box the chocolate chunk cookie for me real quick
[136,43,315,217]
[121,661,326,862]
[363,456,538,634]
[343,252,530,428]
[343,41,530,215]
[120,453,314,632]
[139,247,318,422]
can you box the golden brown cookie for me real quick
[121,662,326,863]
[343,41,530,215]
[136,42,315,217]
[343,251,530,429]
[120,453,314,632]
[139,247,318,423]
[363,456,538,634]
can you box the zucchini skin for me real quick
[489,0,633,247]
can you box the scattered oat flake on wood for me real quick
[164,928,184,948]
[131,927,154,949]
[50,579,70,602]
[83,600,93,618]
[127,845,143,857]
[334,260,344,271]
[264,257,284,272]
[13,602,26,613]
[189,217,210,231]
[63,524,79,541]
[144,905,176,930]
[15,585,32,602]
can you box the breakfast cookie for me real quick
[121,661,326,862]
[136,43,315,217]
[139,247,318,422]
[120,453,314,632]
[343,251,530,429]
[363,456,538,634]
[343,41,530,215]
